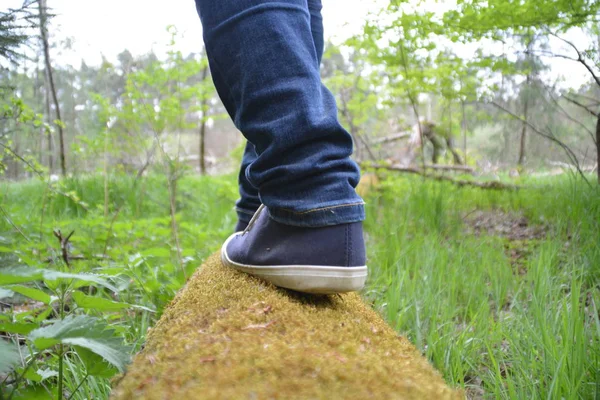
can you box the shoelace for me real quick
[242,204,265,235]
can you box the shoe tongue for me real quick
[243,204,266,234]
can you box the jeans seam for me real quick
[235,207,256,216]
[275,201,364,215]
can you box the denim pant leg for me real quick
[195,0,364,227]
[308,0,324,65]
[235,0,326,225]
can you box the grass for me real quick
[0,172,598,399]
[364,173,600,399]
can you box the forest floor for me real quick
[0,172,598,399]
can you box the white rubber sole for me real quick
[221,233,367,294]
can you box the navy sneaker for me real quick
[234,220,249,232]
[221,205,367,294]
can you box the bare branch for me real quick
[546,31,600,88]
[491,101,591,186]
[537,83,596,144]
[562,95,599,117]
[568,92,600,105]
[526,49,578,62]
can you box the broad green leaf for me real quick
[9,285,52,304]
[75,346,119,378]
[13,385,56,400]
[28,315,130,372]
[22,368,58,382]
[0,321,40,335]
[63,337,129,373]
[0,339,20,374]
[0,267,43,284]
[0,267,118,292]
[72,291,129,311]
[44,271,119,293]
[73,291,154,312]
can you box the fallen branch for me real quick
[365,164,521,190]
[424,164,474,173]
[372,132,411,144]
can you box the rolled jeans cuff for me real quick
[236,207,256,224]
[267,202,365,227]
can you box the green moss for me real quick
[111,254,461,399]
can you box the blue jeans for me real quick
[194,0,364,227]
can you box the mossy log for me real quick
[111,254,462,399]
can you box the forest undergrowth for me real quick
[0,172,598,399]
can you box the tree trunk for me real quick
[461,100,467,164]
[502,126,510,162]
[39,0,66,176]
[596,114,600,184]
[34,59,44,165]
[199,66,209,175]
[518,74,530,166]
[517,113,527,166]
[44,65,53,172]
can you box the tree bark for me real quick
[461,100,467,164]
[596,114,600,184]
[43,64,53,172]
[39,0,66,176]
[199,66,209,175]
[518,74,530,166]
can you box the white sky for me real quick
[4,0,593,89]
[40,0,382,66]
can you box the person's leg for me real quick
[195,0,366,293]
[235,142,261,231]
[235,0,325,231]
[308,0,324,65]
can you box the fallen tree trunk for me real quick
[111,254,461,400]
[366,164,521,190]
